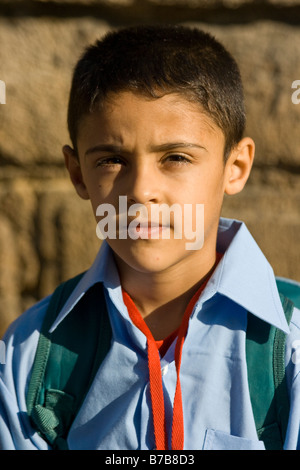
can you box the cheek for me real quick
[183,167,224,204]
[82,172,115,209]
[189,168,225,221]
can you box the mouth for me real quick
[118,219,171,239]
[134,222,168,238]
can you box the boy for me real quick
[1,24,300,450]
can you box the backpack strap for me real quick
[246,293,294,450]
[276,277,300,309]
[26,273,112,450]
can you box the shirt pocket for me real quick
[203,429,265,450]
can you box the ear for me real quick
[224,137,255,196]
[63,145,90,200]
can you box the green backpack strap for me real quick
[246,292,294,450]
[26,273,112,450]
[276,277,300,309]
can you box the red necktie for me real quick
[122,282,207,450]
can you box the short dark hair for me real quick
[67,24,245,159]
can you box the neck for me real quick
[114,248,219,340]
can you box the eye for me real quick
[164,154,191,165]
[96,156,125,168]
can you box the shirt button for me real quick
[161,365,169,376]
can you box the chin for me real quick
[122,251,173,274]
[110,239,185,274]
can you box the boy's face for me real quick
[65,91,252,275]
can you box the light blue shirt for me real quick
[1,218,300,450]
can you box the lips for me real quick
[135,221,161,229]
[126,220,171,239]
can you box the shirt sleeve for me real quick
[0,297,51,450]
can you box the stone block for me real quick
[0,0,134,3]
[1,0,299,5]
[0,179,40,293]
[0,216,22,337]
[0,17,110,165]
[187,22,300,166]
[36,183,100,297]
[222,168,300,282]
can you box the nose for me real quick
[126,160,161,206]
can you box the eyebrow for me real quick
[151,142,207,152]
[85,142,206,157]
[85,144,124,157]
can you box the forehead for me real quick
[77,91,224,150]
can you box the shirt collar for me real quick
[50,218,290,334]
[200,218,290,333]
[49,241,119,332]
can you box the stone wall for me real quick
[1,0,300,336]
